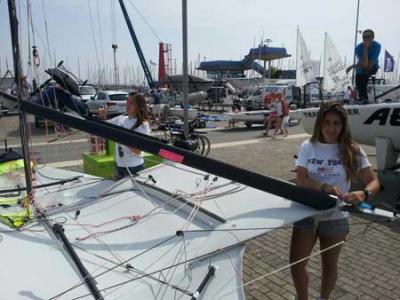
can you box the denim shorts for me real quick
[294,217,349,237]
[115,164,145,180]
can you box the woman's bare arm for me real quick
[297,166,342,196]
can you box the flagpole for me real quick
[351,0,361,85]
[397,53,400,83]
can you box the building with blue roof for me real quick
[198,46,291,79]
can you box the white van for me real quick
[244,83,300,110]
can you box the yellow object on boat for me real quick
[0,159,25,175]
[0,206,32,228]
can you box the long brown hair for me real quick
[310,102,359,180]
[129,92,149,127]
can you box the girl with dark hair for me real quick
[99,92,151,179]
[291,102,380,300]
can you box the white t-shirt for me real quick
[270,101,283,116]
[108,115,151,168]
[295,140,371,220]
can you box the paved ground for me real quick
[210,133,400,300]
[1,114,399,299]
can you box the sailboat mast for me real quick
[295,26,299,87]
[351,0,361,85]
[7,0,34,196]
[182,0,189,138]
[323,32,327,91]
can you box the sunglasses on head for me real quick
[118,146,124,158]
[321,102,344,112]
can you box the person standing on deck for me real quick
[98,92,151,179]
[290,102,380,300]
[346,29,381,103]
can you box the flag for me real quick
[384,50,394,72]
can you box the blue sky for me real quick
[1,0,399,83]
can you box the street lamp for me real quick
[264,38,272,47]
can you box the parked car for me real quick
[244,84,301,110]
[79,85,96,102]
[86,90,128,116]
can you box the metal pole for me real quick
[182,0,189,138]
[352,0,361,85]
[268,61,272,78]
[7,0,33,196]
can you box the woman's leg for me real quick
[319,231,347,299]
[290,226,318,300]
[273,117,283,137]
[263,117,272,135]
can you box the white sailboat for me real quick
[0,2,338,299]
[322,33,352,92]
[295,28,316,88]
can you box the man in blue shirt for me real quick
[346,29,381,103]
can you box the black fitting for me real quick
[148,175,157,184]
[176,230,184,237]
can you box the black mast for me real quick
[7,0,33,196]
[7,2,103,299]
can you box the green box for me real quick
[83,152,115,179]
[83,141,162,179]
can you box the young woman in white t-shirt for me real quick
[262,93,284,138]
[291,102,380,300]
[99,93,151,179]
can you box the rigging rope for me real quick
[49,234,177,300]
[95,0,106,75]
[41,0,52,67]
[126,0,162,42]
[72,243,193,297]
[87,0,101,85]
[216,240,346,299]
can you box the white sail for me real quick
[296,28,316,87]
[323,32,352,91]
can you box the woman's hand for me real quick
[98,107,107,119]
[342,191,365,205]
[323,184,342,197]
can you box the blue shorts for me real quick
[294,217,349,237]
[115,164,145,180]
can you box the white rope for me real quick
[215,240,345,299]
